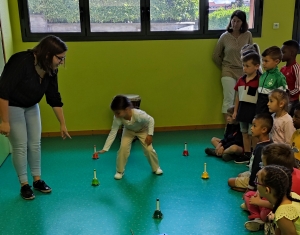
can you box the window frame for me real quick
[18,0,264,42]
[293,0,300,46]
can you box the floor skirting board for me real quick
[41,124,226,137]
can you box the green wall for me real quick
[0,0,13,163]
[5,0,297,133]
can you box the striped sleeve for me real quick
[289,63,300,96]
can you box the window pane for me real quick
[150,0,199,32]
[89,0,141,32]
[208,0,254,30]
[27,0,81,33]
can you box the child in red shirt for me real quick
[281,40,300,116]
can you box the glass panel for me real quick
[208,0,255,30]
[27,0,81,33]
[150,0,199,32]
[89,0,141,32]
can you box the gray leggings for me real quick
[8,104,41,183]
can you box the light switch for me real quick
[273,23,279,29]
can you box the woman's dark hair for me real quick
[110,95,133,110]
[261,165,300,213]
[262,143,296,170]
[31,35,67,74]
[226,10,248,33]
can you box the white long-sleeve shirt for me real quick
[102,109,154,151]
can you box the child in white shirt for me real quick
[98,95,163,180]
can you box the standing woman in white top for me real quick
[98,95,163,180]
[213,10,253,122]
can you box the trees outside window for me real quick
[18,0,263,41]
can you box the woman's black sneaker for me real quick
[33,180,52,193]
[20,184,35,200]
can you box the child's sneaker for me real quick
[234,154,250,164]
[20,184,35,200]
[33,180,52,193]
[154,167,163,175]
[205,148,217,156]
[244,218,264,231]
[114,171,124,180]
[240,202,247,211]
[222,153,235,162]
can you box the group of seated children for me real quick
[205,40,300,234]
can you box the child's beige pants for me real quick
[117,128,160,173]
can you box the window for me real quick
[208,0,256,30]
[18,0,263,42]
[293,0,300,46]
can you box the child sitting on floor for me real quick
[227,113,273,192]
[251,165,300,234]
[205,106,243,162]
[243,143,300,232]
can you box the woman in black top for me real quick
[0,35,71,200]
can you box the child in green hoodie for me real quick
[255,46,288,115]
